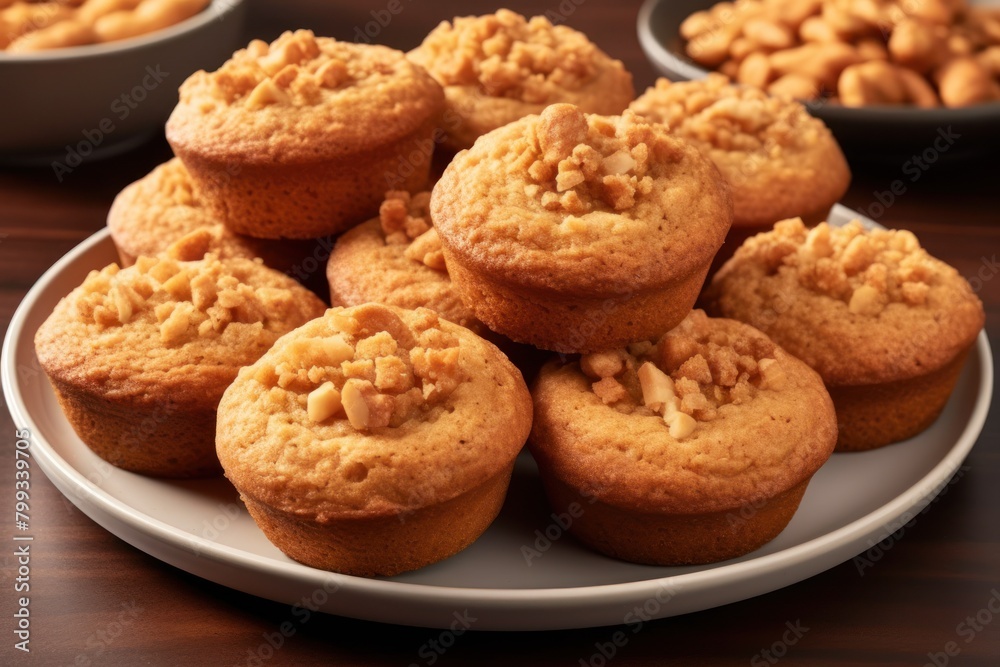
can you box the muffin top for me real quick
[34,253,326,407]
[705,218,985,385]
[409,9,631,104]
[530,310,836,513]
[408,9,634,148]
[166,30,444,162]
[107,158,273,262]
[431,103,732,293]
[216,303,532,520]
[629,75,849,226]
[327,190,482,332]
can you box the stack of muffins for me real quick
[35,10,984,577]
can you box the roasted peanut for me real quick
[737,51,774,88]
[906,0,957,26]
[856,38,888,61]
[897,67,940,107]
[76,0,142,24]
[6,18,96,51]
[767,72,821,99]
[770,42,860,89]
[935,56,1000,107]
[838,61,908,106]
[94,0,209,43]
[799,16,839,43]
[978,46,1000,76]
[743,18,795,50]
[889,19,947,73]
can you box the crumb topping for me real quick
[186,30,403,112]
[579,310,785,438]
[70,253,302,345]
[629,74,823,156]
[259,304,467,431]
[521,104,680,215]
[743,218,940,316]
[411,9,606,102]
[379,190,446,271]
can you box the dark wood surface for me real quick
[2,1,998,664]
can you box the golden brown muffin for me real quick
[431,103,732,353]
[107,158,332,297]
[408,9,634,151]
[530,310,837,565]
[166,30,445,239]
[704,218,985,451]
[34,253,327,477]
[216,303,532,576]
[629,75,850,228]
[326,190,481,332]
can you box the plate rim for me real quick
[2,226,993,629]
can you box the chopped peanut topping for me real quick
[70,253,299,346]
[379,190,447,272]
[524,105,677,215]
[740,218,941,315]
[630,74,824,156]
[410,9,605,102]
[581,310,787,436]
[267,305,467,431]
[191,30,403,110]
[307,382,343,423]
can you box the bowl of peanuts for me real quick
[0,0,246,164]
[638,0,1000,159]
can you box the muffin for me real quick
[629,75,849,269]
[408,9,634,151]
[529,310,837,565]
[215,303,532,576]
[326,190,481,332]
[704,218,985,451]
[107,158,331,296]
[166,29,445,239]
[34,252,327,477]
[431,103,733,353]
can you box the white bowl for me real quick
[0,0,246,165]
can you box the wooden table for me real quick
[2,1,998,664]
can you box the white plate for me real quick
[2,227,993,631]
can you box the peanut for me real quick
[838,61,908,106]
[737,51,774,88]
[935,56,1000,107]
[767,72,821,99]
[6,18,96,51]
[889,19,947,73]
[897,67,940,107]
[770,42,860,89]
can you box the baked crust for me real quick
[409,9,634,150]
[431,103,732,351]
[530,311,836,564]
[630,74,850,228]
[34,254,326,476]
[326,191,482,333]
[216,303,532,575]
